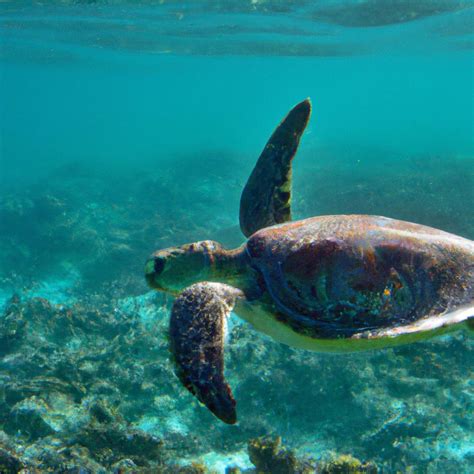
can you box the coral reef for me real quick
[246,437,378,474]
[320,454,377,474]
[0,153,473,472]
[248,436,315,473]
[0,287,471,471]
[0,432,25,473]
[0,159,242,300]
[0,294,168,471]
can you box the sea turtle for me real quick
[145,99,473,424]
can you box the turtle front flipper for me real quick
[170,282,245,424]
[239,98,312,237]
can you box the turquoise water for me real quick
[0,1,473,472]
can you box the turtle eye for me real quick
[154,256,166,275]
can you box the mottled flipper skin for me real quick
[239,98,311,237]
[169,282,244,424]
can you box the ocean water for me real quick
[0,1,473,473]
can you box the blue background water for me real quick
[2,3,473,185]
[0,1,473,473]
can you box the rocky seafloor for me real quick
[0,149,473,473]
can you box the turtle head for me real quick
[145,241,225,294]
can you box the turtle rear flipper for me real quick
[239,98,312,237]
[170,282,245,424]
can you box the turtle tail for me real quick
[239,98,312,237]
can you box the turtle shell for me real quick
[246,215,474,338]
